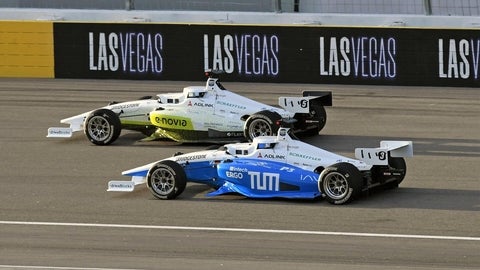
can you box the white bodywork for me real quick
[108,128,413,192]
[47,99,158,138]
[48,76,326,142]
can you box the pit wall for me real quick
[2,20,480,87]
[0,21,54,78]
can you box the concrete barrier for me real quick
[0,21,54,78]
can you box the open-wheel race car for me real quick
[47,70,332,145]
[108,128,413,205]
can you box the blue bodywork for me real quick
[180,158,321,199]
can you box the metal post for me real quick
[273,0,282,12]
[126,0,134,10]
[423,0,432,15]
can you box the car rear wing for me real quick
[354,141,413,166]
[278,91,332,113]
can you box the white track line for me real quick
[1,220,479,241]
[0,266,136,270]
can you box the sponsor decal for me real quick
[229,166,248,172]
[226,132,244,137]
[216,100,247,110]
[225,166,248,179]
[319,36,397,79]
[153,115,193,130]
[109,182,134,189]
[279,166,294,173]
[203,34,279,76]
[175,154,207,162]
[88,31,164,74]
[263,153,286,160]
[249,171,280,191]
[226,171,243,179]
[187,101,214,107]
[438,38,480,79]
[110,103,140,110]
[193,102,214,108]
[289,152,322,161]
[300,174,315,182]
[48,129,71,136]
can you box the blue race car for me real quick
[108,128,413,204]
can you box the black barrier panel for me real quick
[54,23,480,86]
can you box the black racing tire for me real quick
[147,160,187,200]
[243,110,282,141]
[319,162,363,205]
[304,104,327,136]
[84,109,121,145]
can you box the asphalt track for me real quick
[0,78,479,270]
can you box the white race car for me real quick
[108,128,413,204]
[47,71,332,145]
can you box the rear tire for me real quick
[319,163,362,205]
[244,110,281,141]
[147,160,187,200]
[84,109,121,145]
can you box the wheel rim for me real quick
[323,172,349,200]
[87,116,111,141]
[150,167,175,196]
[248,119,272,138]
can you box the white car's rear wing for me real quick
[354,141,413,166]
[278,91,332,113]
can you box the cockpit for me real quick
[225,137,280,157]
[185,88,207,98]
[257,142,276,149]
[225,143,255,156]
[206,78,226,91]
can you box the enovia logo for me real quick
[152,116,193,130]
[155,117,187,127]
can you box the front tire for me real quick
[243,110,281,141]
[319,163,362,205]
[147,160,187,200]
[84,109,121,145]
